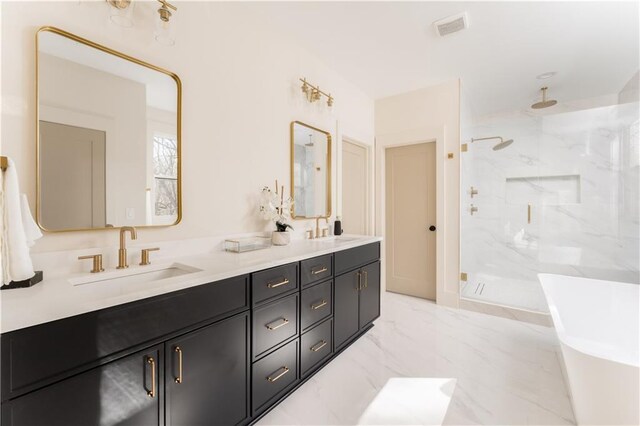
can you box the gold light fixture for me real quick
[300,78,334,107]
[155,0,178,46]
[105,0,178,45]
[106,0,134,27]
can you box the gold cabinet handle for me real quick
[174,346,183,384]
[311,266,328,275]
[267,277,289,288]
[146,356,156,398]
[527,203,532,224]
[363,270,369,289]
[311,300,328,310]
[356,271,362,290]
[267,366,290,382]
[310,340,327,352]
[265,318,289,330]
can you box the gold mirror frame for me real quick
[290,121,332,219]
[35,26,182,232]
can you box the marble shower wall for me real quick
[461,102,640,313]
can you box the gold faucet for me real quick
[315,216,329,239]
[117,226,137,269]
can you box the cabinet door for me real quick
[334,270,360,350]
[2,345,162,426]
[359,261,381,328]
[166,313,249,426]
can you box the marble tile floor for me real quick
[257,292,575,425]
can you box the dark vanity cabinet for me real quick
[2,345,163,426]
[334,244,381,350]
[165,313,250,426]
[0,242,380,426]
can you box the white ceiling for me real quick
[245,1,639,117]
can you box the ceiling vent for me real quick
[433,12,469,37]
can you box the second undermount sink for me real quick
[315,235,360,243]
[71,263,202,287]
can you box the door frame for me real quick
[376,126,450,306]
[339,136,373,235]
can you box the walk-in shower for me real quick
[460,98,640,315]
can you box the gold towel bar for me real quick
[0,156,7,172]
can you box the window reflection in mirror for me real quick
[290,121,331,218]
[36,27,181,231]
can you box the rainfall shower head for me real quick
[471,136,514,151]
[305,134,314,147]
[493,138,513,151]
[531,87,557,109]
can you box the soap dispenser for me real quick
[334,216,343,235]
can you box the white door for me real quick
[342,140,368,235]
[40,121,106,230]
[385,142,436,300]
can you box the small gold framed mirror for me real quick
[36,27,182,232]
[290,121,331,219]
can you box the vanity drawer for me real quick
[252,263,298,305]
[252,293,299,359]
[300,254,333,287]
[1,275,249,401]
[334,242,380,275]
[301,318,333,377]
[300,280,333,331]
[252,339,299,414]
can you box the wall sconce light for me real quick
[300,78,334,107]
[107,0,134,27]
[155,0,178,46]
[105,0,178,45]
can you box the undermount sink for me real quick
[315,236,360,243]
[71,263,202,287]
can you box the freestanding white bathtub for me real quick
[539,274,639,425]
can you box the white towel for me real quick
[1,158,37,284]
[21,194,42,247]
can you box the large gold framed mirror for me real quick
[36,27,182,232]
[290,121,331,219]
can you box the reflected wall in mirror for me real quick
[36,27,181,232]
[290,121,331,218]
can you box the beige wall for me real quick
[375,80,461,307]
[1,2,374,252]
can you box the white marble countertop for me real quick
[1,235,381,333]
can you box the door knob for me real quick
[429,225,436,231]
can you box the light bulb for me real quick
[155,12,175,45]
[107,0,134,27]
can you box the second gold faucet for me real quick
[117,226,138,269]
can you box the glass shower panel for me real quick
[460,115,546,312]
[461,100,640,314]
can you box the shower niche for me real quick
[505,174,581,206]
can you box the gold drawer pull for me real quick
[363,270,369,289]
[311,266,328,275]
[146,356,156,398]
[310,340,327,352]
[267,278,290,288]
[174,346,183,384]
[311,300,328,310]
[267,366,290,382]
[265,318,289,330]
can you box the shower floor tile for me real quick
[257,292,574,425]
[460,276,549,313]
